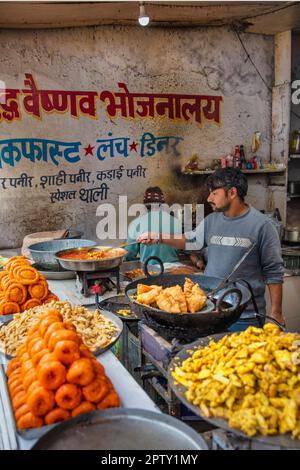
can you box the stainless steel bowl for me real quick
[29,239,96,270]
[283,228,300,244]
[55,246,127,272]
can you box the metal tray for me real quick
[92,309,123,355]
[31,263,76,280]
[120,260,161,281]
[32,408,208,450]
[0,363,57,441]
[0,308,123,359]
[0,313,15,324]
[97,294,139,322]
[168,335,300,449]
[55,246,127,272]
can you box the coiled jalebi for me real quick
[28,281,49,301]
[14,265,40,286]
[0,300,20,315]
[21,298,41,311]
[4,282,27,305]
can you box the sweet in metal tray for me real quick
[32,408,208,450]
[96,294,139,322]
[0,363,57,441]
[92,309,123,354]
[120,260,161,281]
[0,308,123,360]
[168,335,300,449]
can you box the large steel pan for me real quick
[55,246,127,272]
[168,335,300,449]
[29,239,96,270]
[125,257,252,338]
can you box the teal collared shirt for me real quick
[125,210,182,264]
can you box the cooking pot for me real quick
[288,181,300,196]
[283,227,300,244]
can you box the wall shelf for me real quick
[289,154,300,159]
[182,168,286,175]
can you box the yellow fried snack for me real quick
[136,286,162,306]
[172,324,300,439]
[157,285,187,313]
[183,278,207,313]
[136,278,207,314]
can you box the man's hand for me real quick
[137,232,160,245]
[269,312,286,328]
[267,284,285,328]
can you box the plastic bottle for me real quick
[234,145,240,168]
[226,154,234,168]
[239,145,247,170]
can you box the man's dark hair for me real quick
[206,168,248,201]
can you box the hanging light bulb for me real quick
[138,2,150,26]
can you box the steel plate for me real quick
[0,313,14,324]
[32,408,208,450]
[92,309,123,355]
[0,308,123,359]
[0,363,57,441]
[97,294,139,322]
[31,263,76,280]
[168,335,300,449]
[120,260,161,281]
[55,246,127,272]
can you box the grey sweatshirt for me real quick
[185,206,284,318]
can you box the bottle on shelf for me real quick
[234,145,240,168]
[226,154,234,168]
[239,145,247,169]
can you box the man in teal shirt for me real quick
[125,187,182,265]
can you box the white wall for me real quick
[0,26,274,248]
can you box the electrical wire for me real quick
[233,25,272,91]
[233,26,300,128]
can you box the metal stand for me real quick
[76,267,120,297]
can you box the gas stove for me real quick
[75,267,121,297]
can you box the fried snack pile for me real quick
[172,324,300,439]
[0,256,58,316]
[136,278,207,313]
[124,269,156,279]
[0,301,119,357]
[6,309,120,430]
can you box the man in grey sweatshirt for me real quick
[138,168,285,330]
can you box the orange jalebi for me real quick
[0,256,57,316]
